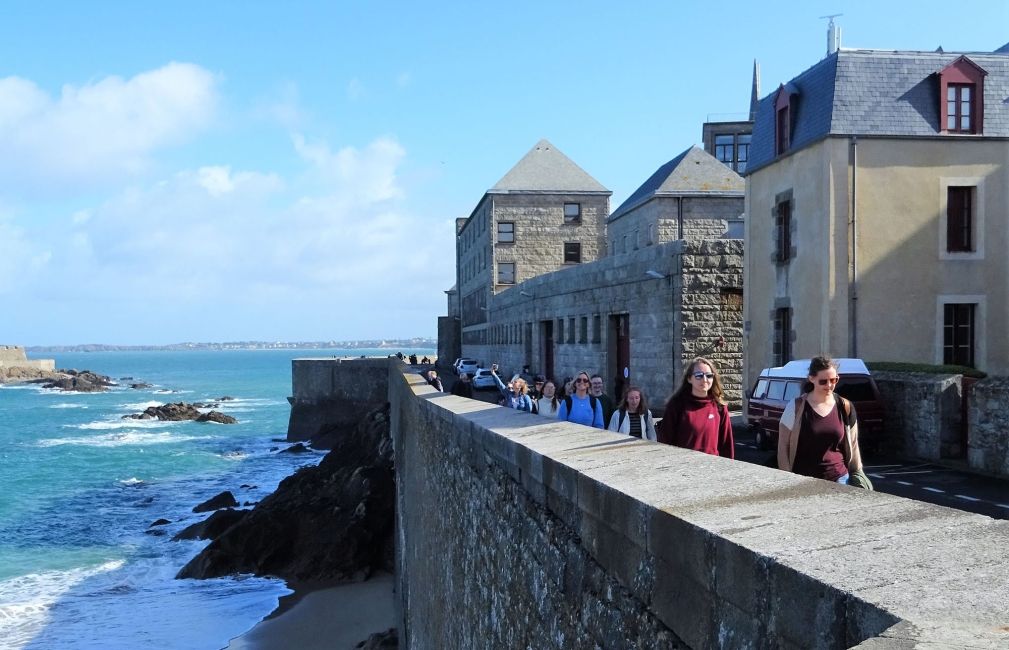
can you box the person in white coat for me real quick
[607,386,656,441]
[536,380,561,418]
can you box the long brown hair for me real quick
[617,385,648,414]
[803,355,837,393]
[670,357,726,405]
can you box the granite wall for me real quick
[286,357,392,442]
[873,371,964,459]
[968,377,1009,478]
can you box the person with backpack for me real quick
[491,368,535,413]
[607,386,656,441]
[556,371,604,428]
[536,379,561,418]
[777,355,865,485]
[656,357,733,458]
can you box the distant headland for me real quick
[25,339,437,354]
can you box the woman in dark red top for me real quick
[657,357,734,458]
[777,355,863,484]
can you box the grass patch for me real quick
[867,361,987,379]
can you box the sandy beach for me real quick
[225,573,396,650]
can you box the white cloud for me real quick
[0,63,218,195]
[8,134,455,343]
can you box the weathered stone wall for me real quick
[286,357,392,442]
[873,372,963,459]
[0,346,55,371]
[607,196,743,256]
[464,239,744,409]
[389,364,1009,649]
[968,377,1009,477]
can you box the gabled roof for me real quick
[490,139,609,194]
[609,146,743,222]
[747,49,1009,175]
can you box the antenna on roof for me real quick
[820,14,843,56]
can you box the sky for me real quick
[2,1,1007,346]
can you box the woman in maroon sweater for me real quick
[657,357,734,458]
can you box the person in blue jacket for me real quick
[491,368,535,412]
[556,370,604,428]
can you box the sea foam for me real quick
[37,431,212,448]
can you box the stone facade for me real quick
[873,371,964,459]
[607,195,743,256]
[463,239,744,409]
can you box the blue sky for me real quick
[2,1,1006,345]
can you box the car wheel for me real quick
[754,426,768,451]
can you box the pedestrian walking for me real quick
[590,374,615,425]
[557,371,604,428]
[607,386,656,440]
[536,379,561,418]
[656,357,733,458]
[451,372,474,399]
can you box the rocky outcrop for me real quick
[193,491,239,513]
[176,404,394,583]
[173,509,248,541]
[123,402,237,424]
[355,628,398,649]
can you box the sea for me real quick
[0,348,433,650]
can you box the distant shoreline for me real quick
[26,341,437,354]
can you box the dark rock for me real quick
[196,411,237,424]
[193,491,239,513]
[355,628,398,649]
[41,369,115,392]
[279,443,311,454]
[130,383,153,389]
[120,377,134,380]
[239,484,257,490]
[243,501,258,507]
[150,518,171,527]
[146,529,167,537]
[176,404,394,583]
[172,509,247,541]
[217,396,235,401]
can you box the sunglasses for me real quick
[817,377,839,386]
[692,372,714,380]
[575,378,589,384]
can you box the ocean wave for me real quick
[118,401,167,411]
[72,419,178,430]
[152,389,192,395]
[37,431,212,448]
[118,478,145,486]
[0,560,125,647]
[49,403,89,409]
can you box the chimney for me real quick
[822,14,842,55]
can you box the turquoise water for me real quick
[0,348,431,650]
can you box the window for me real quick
[556,318,564,344]
[737,134,751,173]
[579,317,588,344]
[751,379,768,399]
[947,187,974,252]
[568,318,576,344]
[647,223,655,245]
[773,307,792,367]
[783,381,802,403]
[622,235,627,254]
[776,106,790,154]
[634,229,640,250]
[775,199,792,263]
[592,315,601,343]
[497,221,514,244]
[947,84,973,133]
[497,262,515,284]
[563,203,581,223]
[766,380,786,401]
[944,303,975,367]
[715,134,734,165]
[939,56,985,135]
[563,242,582,264]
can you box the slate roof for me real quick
[490,139,609,194]
[747,48,1009,175]
[609,146,743,222]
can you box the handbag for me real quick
[848,468,874,490]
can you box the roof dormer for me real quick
[775,83,799,155]
[939,56,987,134]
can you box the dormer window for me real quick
[939,56,986,135]
[775,84,797,155]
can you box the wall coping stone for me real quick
[392,364,1009,648]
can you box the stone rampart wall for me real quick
[871,372,963,459]
[0,346,55,371]
[389,362,1009,649]
[286,357,393,442]
[968,377,1009,477]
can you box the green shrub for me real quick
[866,361,987,379]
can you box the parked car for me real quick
[453,358,480,376]
[745,358,885,452]
[471,369,498,390]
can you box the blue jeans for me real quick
[836,473,850,485]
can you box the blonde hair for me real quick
[511,377,529,395]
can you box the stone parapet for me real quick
[287,357,394,442]
[873,371,963,459]
[391,365,1009,648]
[968,377,1009,478]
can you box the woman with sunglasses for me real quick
[556,371,604,428]
[777,355,863,484]
[656,357,733,457]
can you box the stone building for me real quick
[606,146,744,253]
[455,139,611,351]
[453,144,745,408]
[743,45,1009,386]
[0,345,55,371]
